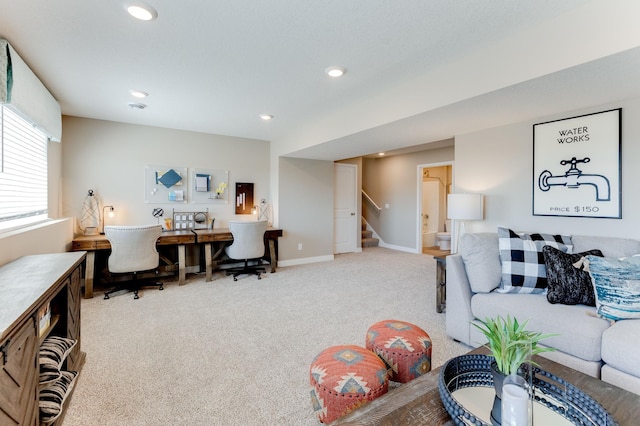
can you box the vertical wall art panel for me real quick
[533,108,621,218]
[235,182,254,215]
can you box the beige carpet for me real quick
[63,247,470,425]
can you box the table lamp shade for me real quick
[447,193,483,220]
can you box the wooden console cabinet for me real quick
[0,252,86,425]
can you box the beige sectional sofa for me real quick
[446,232,640,395]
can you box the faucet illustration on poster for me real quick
[532,108,621,218]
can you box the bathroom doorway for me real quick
[418,163,452,252]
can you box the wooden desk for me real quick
[192,227,283,282]
[71,230,196,298]
[334,347,640,425]
[71,228,283,297]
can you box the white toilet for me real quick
[437,220,452,250]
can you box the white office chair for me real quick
[225,220,268,280]
[103,224,164,299]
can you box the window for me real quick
[0,105,48,230]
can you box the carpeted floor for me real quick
[62,247,470,425]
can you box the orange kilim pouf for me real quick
[309,345,389,424]
[366,320,432,383]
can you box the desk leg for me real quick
[268,239,277,273]
[178,244,186,285]
[84,251,95,299]
[204,243,212,282]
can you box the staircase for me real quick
[361,221,379,248]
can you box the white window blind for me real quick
[0,105,48,224]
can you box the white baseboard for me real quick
[278,254,334,267]
[378,241,419,254]
[362,218,417,254]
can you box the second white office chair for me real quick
[225,220,268,281]
[103,224,164,299]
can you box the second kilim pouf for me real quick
[366,320,432,383]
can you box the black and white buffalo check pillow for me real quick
[497,227,572,294]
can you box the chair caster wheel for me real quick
[233,277,238,281]
[134,291,139,300]
[104,294,109,300]
[258,276,261,280]
[159,286,164,290]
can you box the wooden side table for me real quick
[422,247,451,313]
[434,255,448,313]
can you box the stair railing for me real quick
[362,189,382,212]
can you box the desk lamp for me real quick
[100,205,115,234]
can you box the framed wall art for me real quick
[235,182,254,215]
[532,108,621,218]
[145,165,188,203]
[188,168,229,204]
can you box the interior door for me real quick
[334,163,357,254]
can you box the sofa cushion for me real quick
[572,235,640,258]
[471,293,609,361]
[585,255,640,321]
[459,233,501,293]
[497,227,572,294]
[543,246,603,306]
[601,319,640,377]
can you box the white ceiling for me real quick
[1,1,639,160]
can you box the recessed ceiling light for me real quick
[259,114,273,121]
[325,66,346,78]
[128,102,147,110]
[129,90,149,98]
[378,152,385,156]
[127,3,158,21]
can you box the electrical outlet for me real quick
[298,243,303,250]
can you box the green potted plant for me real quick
[473,315,556,376]
[473,315,556,425]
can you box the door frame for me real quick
[334,163,359,254]
[416,161,454,253]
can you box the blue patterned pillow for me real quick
[497,227,572,294]
[585,255,640,320]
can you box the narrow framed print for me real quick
[533,108,621,218]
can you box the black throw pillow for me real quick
[542,246,603,306]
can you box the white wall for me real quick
[278,157,334,264]
[455,97,640,239]
[61,116,270,231]
[362,146,454,250]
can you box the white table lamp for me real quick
[448,193,483,253]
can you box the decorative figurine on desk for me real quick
[152,207,172,230]
[152,207,164,226]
